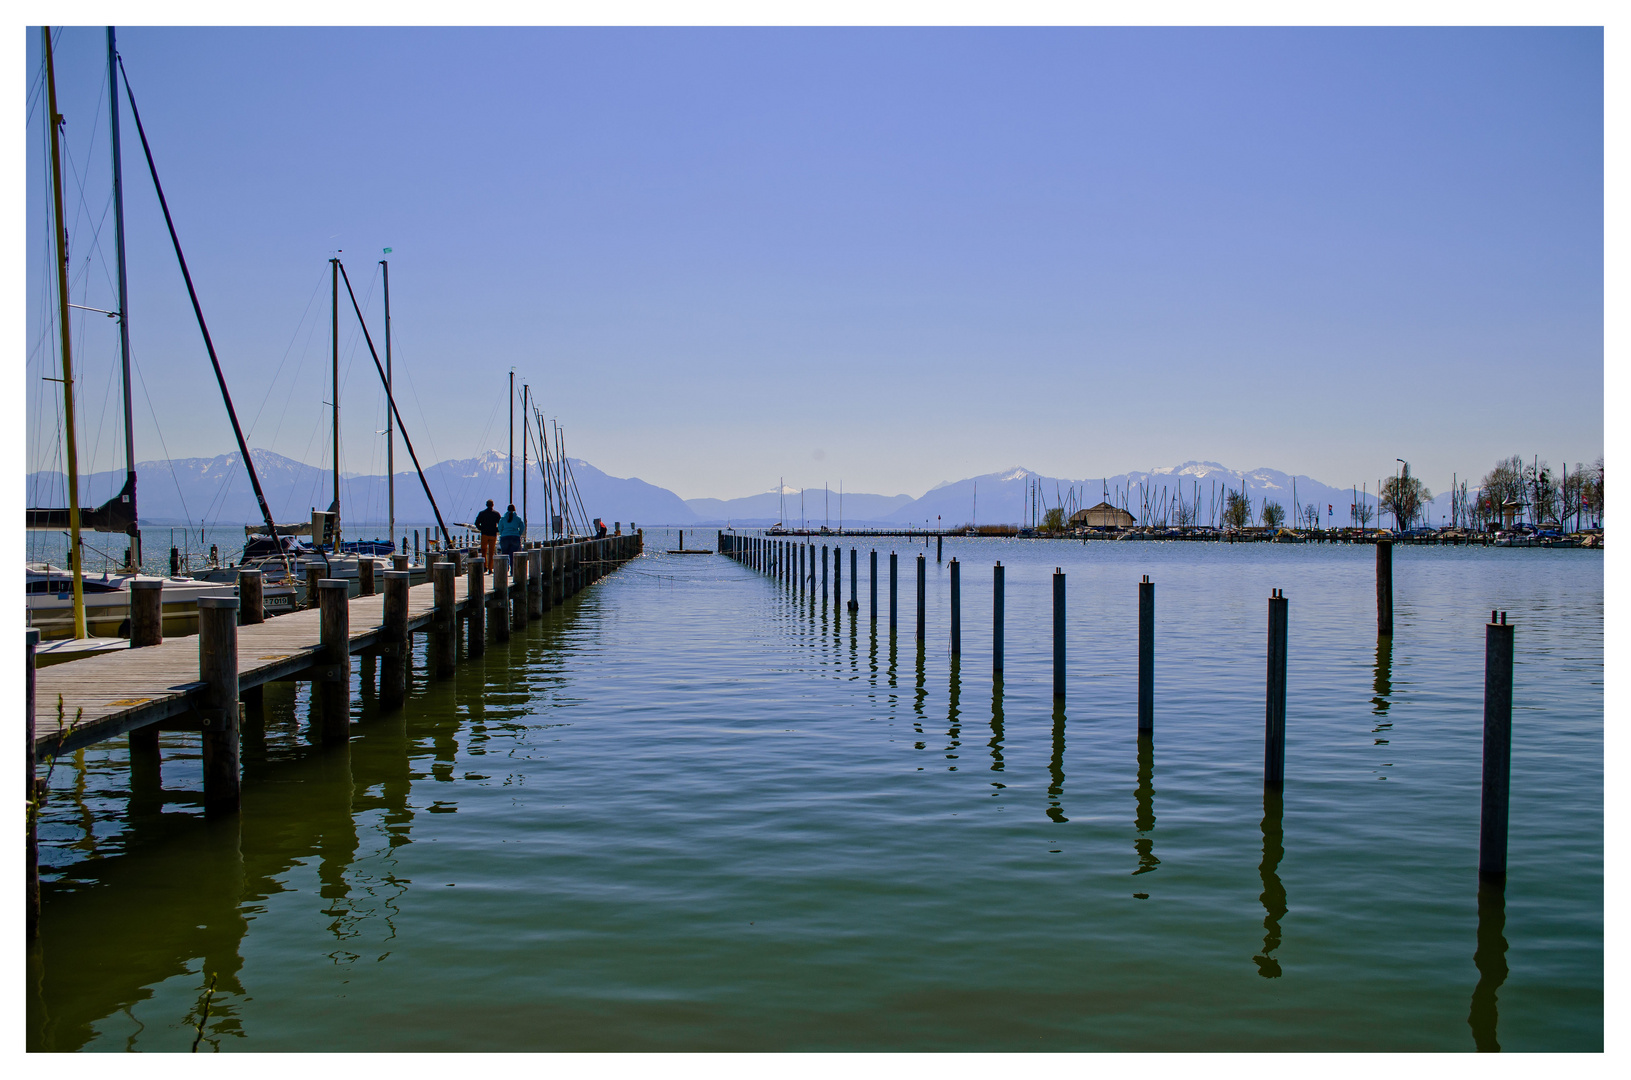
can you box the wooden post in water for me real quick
[465,558,486,657]
[870,549,878,623]
[916,554,926,642]
[1376,539,1394,638]
[305,565,323,609]
[1480,611,1514,882]
[528,548,544,618]
[834,544,842,609]
[822,545,829,603]
[493,555,511,642]
[1264,588,1288,791]
[950,557,961,656]
[392,553,409,573]
[1052,568,1066,699]
[381,570,409,708]
[131,578,163,646]
[318,580,351,743]
[512,552,529,631]
[890,551,898,635]
[849,548,858,611]
[237,569,264,714]
[434,561,457,676]
[26,628,39,938]
[1138,575,1154,735]
[359,557,375,597]
[993,561,1004,677]
[197,596,241,815]
[937,533,943,563]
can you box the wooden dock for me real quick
[29,535,641,759]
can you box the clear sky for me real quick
[23,25,1603,502]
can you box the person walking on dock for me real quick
[498,503,526,559]
[476,499,501,573]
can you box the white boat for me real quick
[25,563,238,640]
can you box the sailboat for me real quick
[26,27,241,651]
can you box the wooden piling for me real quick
[890,551,898,635]
[1480,612,1514,881]
[512,552,529,631]
[1053,568,1065,699]
[493,555,511,642]
[834,544,842,609]
[849,548,858,612]
[237,569,264,626]
[459,558,483,658]
[916,555,926,642]
[305,565,323,609]
[1139,575,1154,734]
[528,548,544,618]
[359,557,375,597]
[822,545,829,603]
[392,553,409,573]
[993,561,1004,677]
[937,533,943,563]
[1376,540,1394,638]
[317,580,351,742]
[1264,588,1288,790]
[130,578,164,646]
[381,570,409,708]
[950,557,960,655]
[870,549,878,623]
[434,561,457,675]
[197,596,241,814]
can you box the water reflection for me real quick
[945,658,961,770]
[1133,736,1159,878]
[1046,703,1068,823]
[1467,881,1509,1051]
[988,678,1006,790]
[1371,636,1393,718]
[1254,792,1286,978]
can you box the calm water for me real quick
[26,536,1602,1051]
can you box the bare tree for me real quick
[1523,458,1558,525]
[1353,498,1374,528]
[1479,456,1527,526]
[1380,463,1432,530]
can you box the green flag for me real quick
[383,247,392,254]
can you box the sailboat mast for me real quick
[509,368,515,506]
[522,383,529,530]
[382,257,393,555]
[107,26,139,572]
[44,27,86,638]
[330,256,340,547]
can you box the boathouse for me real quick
[1069,502,1136,529]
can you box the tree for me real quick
[1589,456,1604,526]
[1522,458,1559,525]
[1353,500,1374,529]
[1261,501,1285,529]
[1041,507,1066,533]
[1304,503,1320,530]
[1380,464,1432,530]
[1223,489,1252,530]
[1478,456,1526,526]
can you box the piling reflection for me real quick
[1254,792,1286,978]
[1046,703,1068,823]
[988,678,1005,792]
[945,658,961,770]
[1133,735,1159,878]
[1371,636,1393,718]
[1467,881,1509,1051]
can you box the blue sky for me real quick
[24,26,1603,501]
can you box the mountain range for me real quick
[27,451,1460,532]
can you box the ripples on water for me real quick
[27,537,1602,1051]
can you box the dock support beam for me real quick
[512,553,529,631]
[950,557,960,656]
[1377,539,1393,638]
[359,557,375,597]
[1264,588,1288,790]
[870,550,878,624]
[238,570,265,714]
[318,580,351,743]
[916,555,926,642]
[528,548,544,618]
[434,561,457,676]
[1053,568,1065,699]
[889,552,898,636]
[466,558,486,656]
[381,570,409,708]
[128,579,164,752]
[197,596,241,815]
[993,561,1004,678]
[493,555,511,642]
[1139,575,1154,735]
[1480,612,1514,882]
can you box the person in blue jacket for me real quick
[497,503,526,559]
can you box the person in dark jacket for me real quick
[475,500,501,573]
[498,504,526,558]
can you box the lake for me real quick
[26,535,1602,1051]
